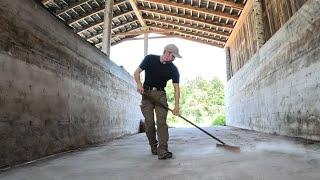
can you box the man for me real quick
[134,44,182,160]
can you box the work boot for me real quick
[158,151,173,160]
[151,143,158,155]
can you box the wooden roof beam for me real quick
[56,0,128,16]
[208,0,244,11]
[146,23,226,45]
[87,20,140,40]
[67,0,128,25]
[149,27,223,47]
[141,0,239,21]
[113,29,171,36]
[141,8,233,31]
[76,11,135,34]
[145,18,228,41]
[55,0,90,16]
[41,0,51,5]
[95,27,142,46]
[128,0,147,29]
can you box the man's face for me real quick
[162,51,175,62]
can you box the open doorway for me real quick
[111,34,226,127]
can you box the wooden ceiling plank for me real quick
[141,0,238,21]
[150,26,223,47]
[128,0,147,28]
[207,0,244,10]
[141,8,233,31]
[87,20,139,40]
[66,0,127,24]
[146,20,226,43]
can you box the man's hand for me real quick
[172,105,179,116]
[137,83,144,94]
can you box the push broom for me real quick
[144,94,241,153]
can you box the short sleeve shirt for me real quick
[139,54,179,88]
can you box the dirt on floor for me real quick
[1,126,320,180]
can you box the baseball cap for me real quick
[164,44,182,58]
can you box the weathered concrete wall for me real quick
[0,0,142,168]
[226,0,320,140]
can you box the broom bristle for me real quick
[216,144,241,153]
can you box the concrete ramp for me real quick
[1,127,320,180]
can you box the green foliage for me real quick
[212,114,226,126]
[165,76,225,127]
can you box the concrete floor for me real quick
[1,126,320,180]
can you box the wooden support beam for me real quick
[225,47,231,80]
[122,35,174,41]
[95,27,142,46]
[144,33,148,56]
[67,0,127,25]
[41,0,51,5]
[87,20,139,40]
[101,0,114,57]
[128,0,147,28]
[168,32,223,47]
[145,18,227,42]
[140,8,234,31]
[56,0,128,16]
[54,0,90,16]
[113,29,171,36]
[141,0,239,21]
[148,25,225,46]
[208,0,244,11]
[253,0,265,48]
[225,0,253,47]
[76,11,135,35]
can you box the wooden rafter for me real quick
[140,0,239,21]
[67,0,128,25]
[113,29,171,36]
[145,18,227,42]
[54,0,90,16]
[56,0,128,17]
[141,8,233,31]
[147,24,225,45]
[87,20,140,40]
[41,0,51,5]
[128,0,147,28]
[149,27,223,47]
[41,0,247,48]
[95,27,142,46]
[77,11,135,34]
[207,0,244,10]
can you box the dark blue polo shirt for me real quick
[139,54,180,88]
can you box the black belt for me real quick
[143,85,165,91]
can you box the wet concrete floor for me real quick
[1,126,320,180]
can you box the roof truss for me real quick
[41,0,246,48]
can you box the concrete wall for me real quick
[226,0,320,140]
[0,0,142,168]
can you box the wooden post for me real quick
[144,33,148,57]
[253,0,265,48]
[101,0,114,57]
[225,47,231,80]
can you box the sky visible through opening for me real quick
[110,34,226,84]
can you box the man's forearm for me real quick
[134,69,142,86]
[174,91,180,107]
[173,84,180,107]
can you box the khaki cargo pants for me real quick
[140,90,169,156]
